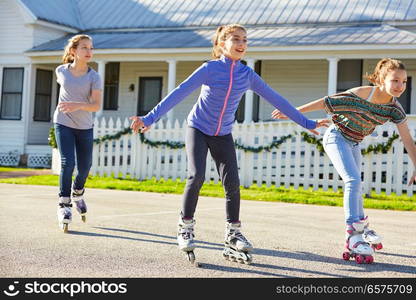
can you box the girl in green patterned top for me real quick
[272,58,416,264]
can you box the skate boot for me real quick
[223,221,253,264]
[177,217,199,266]
[361,216,383,250]
[72,188,87,222]
[57,197,72,233]
[342,221,374,264]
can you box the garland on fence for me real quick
[48,126,403,155]
[234,134,293,153]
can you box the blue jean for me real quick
[54,123,93,198]
[323,125,364,225]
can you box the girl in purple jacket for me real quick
[130,24,328,264]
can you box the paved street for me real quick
[1,183,415,278]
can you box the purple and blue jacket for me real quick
[142,55,317,136]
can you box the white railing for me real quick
[53,117,416,197]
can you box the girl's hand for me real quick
[58,102,83,113]
[271,109,288,120]
[308,119,330,135]
[408,170,416,186]
[129,116,150,133]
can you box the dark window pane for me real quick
[337,60,362,92]
[138,77,162,116]
[1,94,22,119]
[34,69,52,121]
[1,68,23,119]
[397,76,411,114]
[104,62,119,110]
[34,95,51,121]
[2,69,23,93]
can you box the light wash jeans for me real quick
[323,125,364,225]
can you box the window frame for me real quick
[103,62,120,111]
[0,67,24,120]
[137,76,163,116]
[33,69,53,122]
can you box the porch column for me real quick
[244,58,256,123]
[96,60,106,118]
[327,57,339,96]
[166,59,177,121]
[23,64,35,153]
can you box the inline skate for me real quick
[223,221,253,264]
[57,197,72,233]
[177,217,199,267]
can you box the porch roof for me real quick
[28,24,416,53]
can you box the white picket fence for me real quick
[68,117,416,197]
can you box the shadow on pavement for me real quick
[79,227,416,277]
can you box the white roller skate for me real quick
[361,216,383,250]
[342,221,374,264]
[57,197,72,233]
[177,217,199,266]
[72,188,87,222]
[223,221,253,264]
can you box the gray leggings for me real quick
[181,127,240,222]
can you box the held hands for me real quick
[129,116,151,134]
[271,109,330,135]
[58,102,83,113]
[271,108,289,120]
[308,119,330,135]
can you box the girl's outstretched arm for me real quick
[396,120,416,185]
[272,98,325,119]
[129,63,208,133]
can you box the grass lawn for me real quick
[1,167,415,211]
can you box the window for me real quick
[104,62,119,110]
[398,76,411,114]
[34,69,53,121]
[137,77,162,116]
[337,60,362,92]
[1,68,24,120]
[235,61,261,123]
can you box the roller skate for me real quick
[361,216,383,251]
[177,217,199,267]
[223,221,253,264]
[342,221,374,264]
[72,188,87,222]
[57,197,72,233]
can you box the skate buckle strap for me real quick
[352,241,368,249]
[59,203,72,208]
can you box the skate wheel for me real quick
[187,251,195,262]
[374,243,383,250]
[342,252,350,261]
[244,254,253,264]
[365,255,374,264]
[81,215,86,223]
[355,255,365,264]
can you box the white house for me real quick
[1,0,416,167]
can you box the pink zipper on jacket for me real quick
[214,60,235,136]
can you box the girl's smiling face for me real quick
[380,69,407,98]
[71,38,94,63]
[220,28,247,60]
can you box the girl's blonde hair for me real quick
[62,34,92,64]
[365,58,406,86]
[211,24,246,59]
